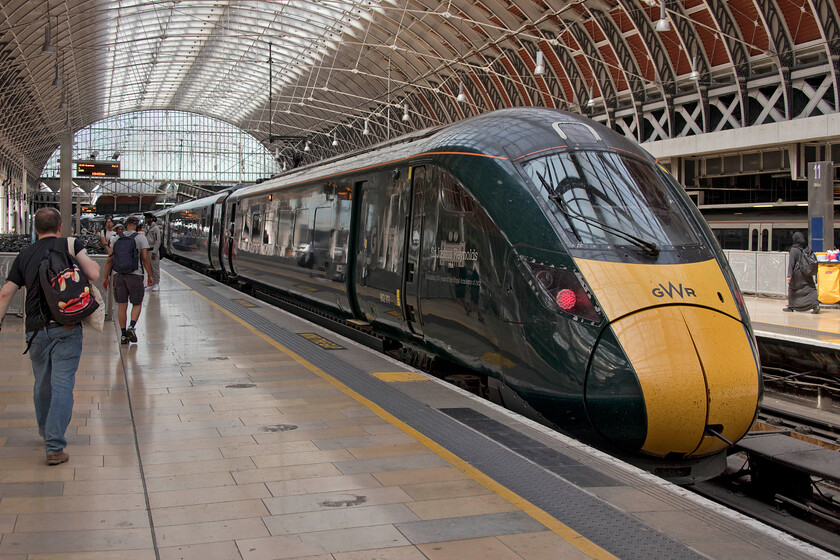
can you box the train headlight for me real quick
[518,257,602,323]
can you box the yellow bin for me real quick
[818,262,840,304]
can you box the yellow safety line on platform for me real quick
[169,272,617,560]
[372,371,429,382]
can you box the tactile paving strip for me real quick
[169,266,707,560]
[754,321,840,340]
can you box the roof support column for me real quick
[20,159,28,236]
[0,168,6,234]
[60,130,73,237]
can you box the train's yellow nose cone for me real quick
[610,306,761,457]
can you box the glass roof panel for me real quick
[98,0,383,123]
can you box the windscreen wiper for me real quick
[536,173,660,257]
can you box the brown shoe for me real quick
[46,451,69,465]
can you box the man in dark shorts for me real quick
[0,208,101,465]
[103,216,153,344]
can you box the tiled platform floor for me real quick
[0,273,590,560]
[745,294,840,341]
[1,265,835,560]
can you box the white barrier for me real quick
[724,250,789,297]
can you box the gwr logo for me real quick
[652,282,696,299]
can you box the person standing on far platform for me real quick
[144,213,161,291]
[100,215,115,248]
[0,208,101,465]
[103,216,154,344]
[783,231,820,314]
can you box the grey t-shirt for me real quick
[112,231,149,276]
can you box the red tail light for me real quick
[518,257,602,323]
[556,288,576,311]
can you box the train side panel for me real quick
[168,202,213,269]
[230,181,355,315]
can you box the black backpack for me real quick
[799,248,818,276]
[112,231,140,273]
[38,237,99,326]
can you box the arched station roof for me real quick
[1,0,839,177]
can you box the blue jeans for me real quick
[27,325,83,454]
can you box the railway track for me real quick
[692,394,840,556]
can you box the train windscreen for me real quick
[521,150,705,252]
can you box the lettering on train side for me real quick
[651,282,697,299]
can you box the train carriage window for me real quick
[251,212,262,243]
[293,208,310,250]
[277,210,294,257]
[440,172,475,213]
[313,207,333,250]
[334,199,351,262]
[263,211,274,245]
[240,212,250,243]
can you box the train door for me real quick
[402,166,426,337]
[209,194,226,272]
[226,202,238,275]
[352,174,410,327]
[749,222,773,251]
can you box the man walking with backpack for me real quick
[103,216,154,344]
[144,213,161,291]
[0,208,101,465]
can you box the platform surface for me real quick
[745,294,840,348]
[0,262,835,560]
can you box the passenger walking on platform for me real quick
[783,231,820,314]
[103,216,154,344]
[144,213,161,291]
[99,215,115,248]
[0,208,101,465]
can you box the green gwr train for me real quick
[161,107,762,482]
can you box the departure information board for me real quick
[76,160,120,177]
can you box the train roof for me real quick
[229,107,653,201]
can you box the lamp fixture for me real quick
[456,82,466,102]
[41,22,54,54]
[363,119,369,135]
[303,141,310,152]
[59,90,67,110]
[332,133,338,147]
[52,59,62,87]
[90,151,98,160]
[655,0,670,32]
[534,50,545,76]
[112,151,120,160]
[688,56,700,81]
[401,103,409,122]
[586,86,595,108]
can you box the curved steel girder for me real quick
[589,8,645,101]
[587,7,645,130]
[616,0,676,92]
[665,1,709,131]
[753,0,795,118]
[702,0,751,124]
[500,46,532,107]
[541,30,588,112]
[567,20,618,111]
[614,0,677,137]
[806,0,840,110]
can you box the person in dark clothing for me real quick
[0,208,101,465]
[783,231,820,314]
